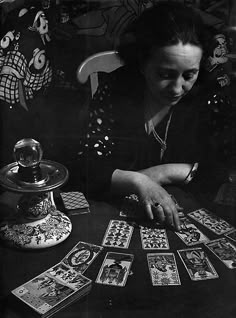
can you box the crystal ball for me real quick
[14,138,43,168]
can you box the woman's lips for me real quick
[165,95,182,101]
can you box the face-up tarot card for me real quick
[225,229,236,243]
[102,220,134,248]
[140,226,169,250]
[175,218,209,246]
[61,241,103,273]
[12,265,91,316]
[147,253,181,286]
[177,247,218,281]
[96,252,134,287]
[188,208,234,235]
[205,237,236,269]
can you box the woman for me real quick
[77,1,228,231]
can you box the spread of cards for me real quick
[12,198,236,317]
[119,207,236,285]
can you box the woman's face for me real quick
[142,42,203,107]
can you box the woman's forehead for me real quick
[148,43,203,68]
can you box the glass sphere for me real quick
[14,138,43,168]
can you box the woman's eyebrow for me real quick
[185,68,199,73]
[157,67,199,74]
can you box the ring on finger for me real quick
[153,202,163,209]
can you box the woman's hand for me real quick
[135,174,181,231]
[111,169,181,230]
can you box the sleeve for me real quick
[76,75,119,200]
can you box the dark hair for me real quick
[117,1,207,67]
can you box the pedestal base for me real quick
[0,210,72,249]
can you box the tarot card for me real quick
[96,252,134,287]
[225,229,236,243]
[61,241,103,273]
[188,208,234,235]
[47,263,92,290]
[102,219,134,249]
[147,253,181,286]
[60,191,90,214]
[140,226,169,250]
[177,247,218,281]
[175,218,209,246]
[12,271,77,316]
[205,237,236,269]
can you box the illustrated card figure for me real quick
[177,247,218,281]
[147,253,181,286]
[47,263,92,290]
[102,220,134,248]
[61,241,103,273]
[225,229,236,243]
[188,208,234,235]
[96,252,134,287]
[205,237,236,269]
[175,218,209,246]
[140,226,169,249]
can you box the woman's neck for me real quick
[144,93,171,123]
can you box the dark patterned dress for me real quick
[75,66,229,199]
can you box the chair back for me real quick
[77,51,124,97]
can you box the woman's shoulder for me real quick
[98,65,144,95]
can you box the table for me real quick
[0,186,236,318]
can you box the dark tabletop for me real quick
[0,186,236,318]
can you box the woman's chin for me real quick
[162,97,182,107]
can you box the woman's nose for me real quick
[171,78,185,95]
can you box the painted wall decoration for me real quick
[0,5,52,109]
[72,0,232,49]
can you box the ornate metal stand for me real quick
[0,139,72,249]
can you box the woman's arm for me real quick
[139,163,197,185]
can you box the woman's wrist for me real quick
[111,169,150,195]
[183,162,199,184]
[139,166,166,185]
[140,163,196,185]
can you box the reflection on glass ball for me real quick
[14,138,43,168]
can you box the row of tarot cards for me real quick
[98,208,236,286]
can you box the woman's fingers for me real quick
[145,203,154,220]
[153,198,180,231]
[166,201,180,231]
[138,180,181,230]
[172,209,181,231]
[152,203,165,223]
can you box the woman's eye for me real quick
[184,72,198,81]
[158,72,172,79]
